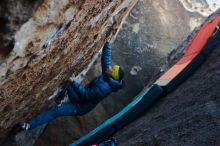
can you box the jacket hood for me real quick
[105,75,125,92]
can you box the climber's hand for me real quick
[67,78,72,83]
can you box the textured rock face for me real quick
[0,0,138,143]
[35,0,220,146]
[0,0,39,64]
[179,0,220,16]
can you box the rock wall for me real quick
[0,0,138,144]
[35,1,220,146]
[35,0,217,145]
[179,0,220,17]
[0,0,39,64]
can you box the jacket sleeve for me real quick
[101,42,112,74]
[69,81,89,102]
[107,77,125,92]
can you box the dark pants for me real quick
[29,103,77,129]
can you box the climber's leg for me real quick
[29,103,77,129]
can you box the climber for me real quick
[18,41,125,130]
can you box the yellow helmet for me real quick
[111,65,124,80]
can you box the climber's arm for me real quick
[101,42,112,74]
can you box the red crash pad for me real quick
[160,14,220,80]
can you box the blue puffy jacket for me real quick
[66,42,125,115]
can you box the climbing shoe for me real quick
[19,122,30,130]
[54,89,66,104]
